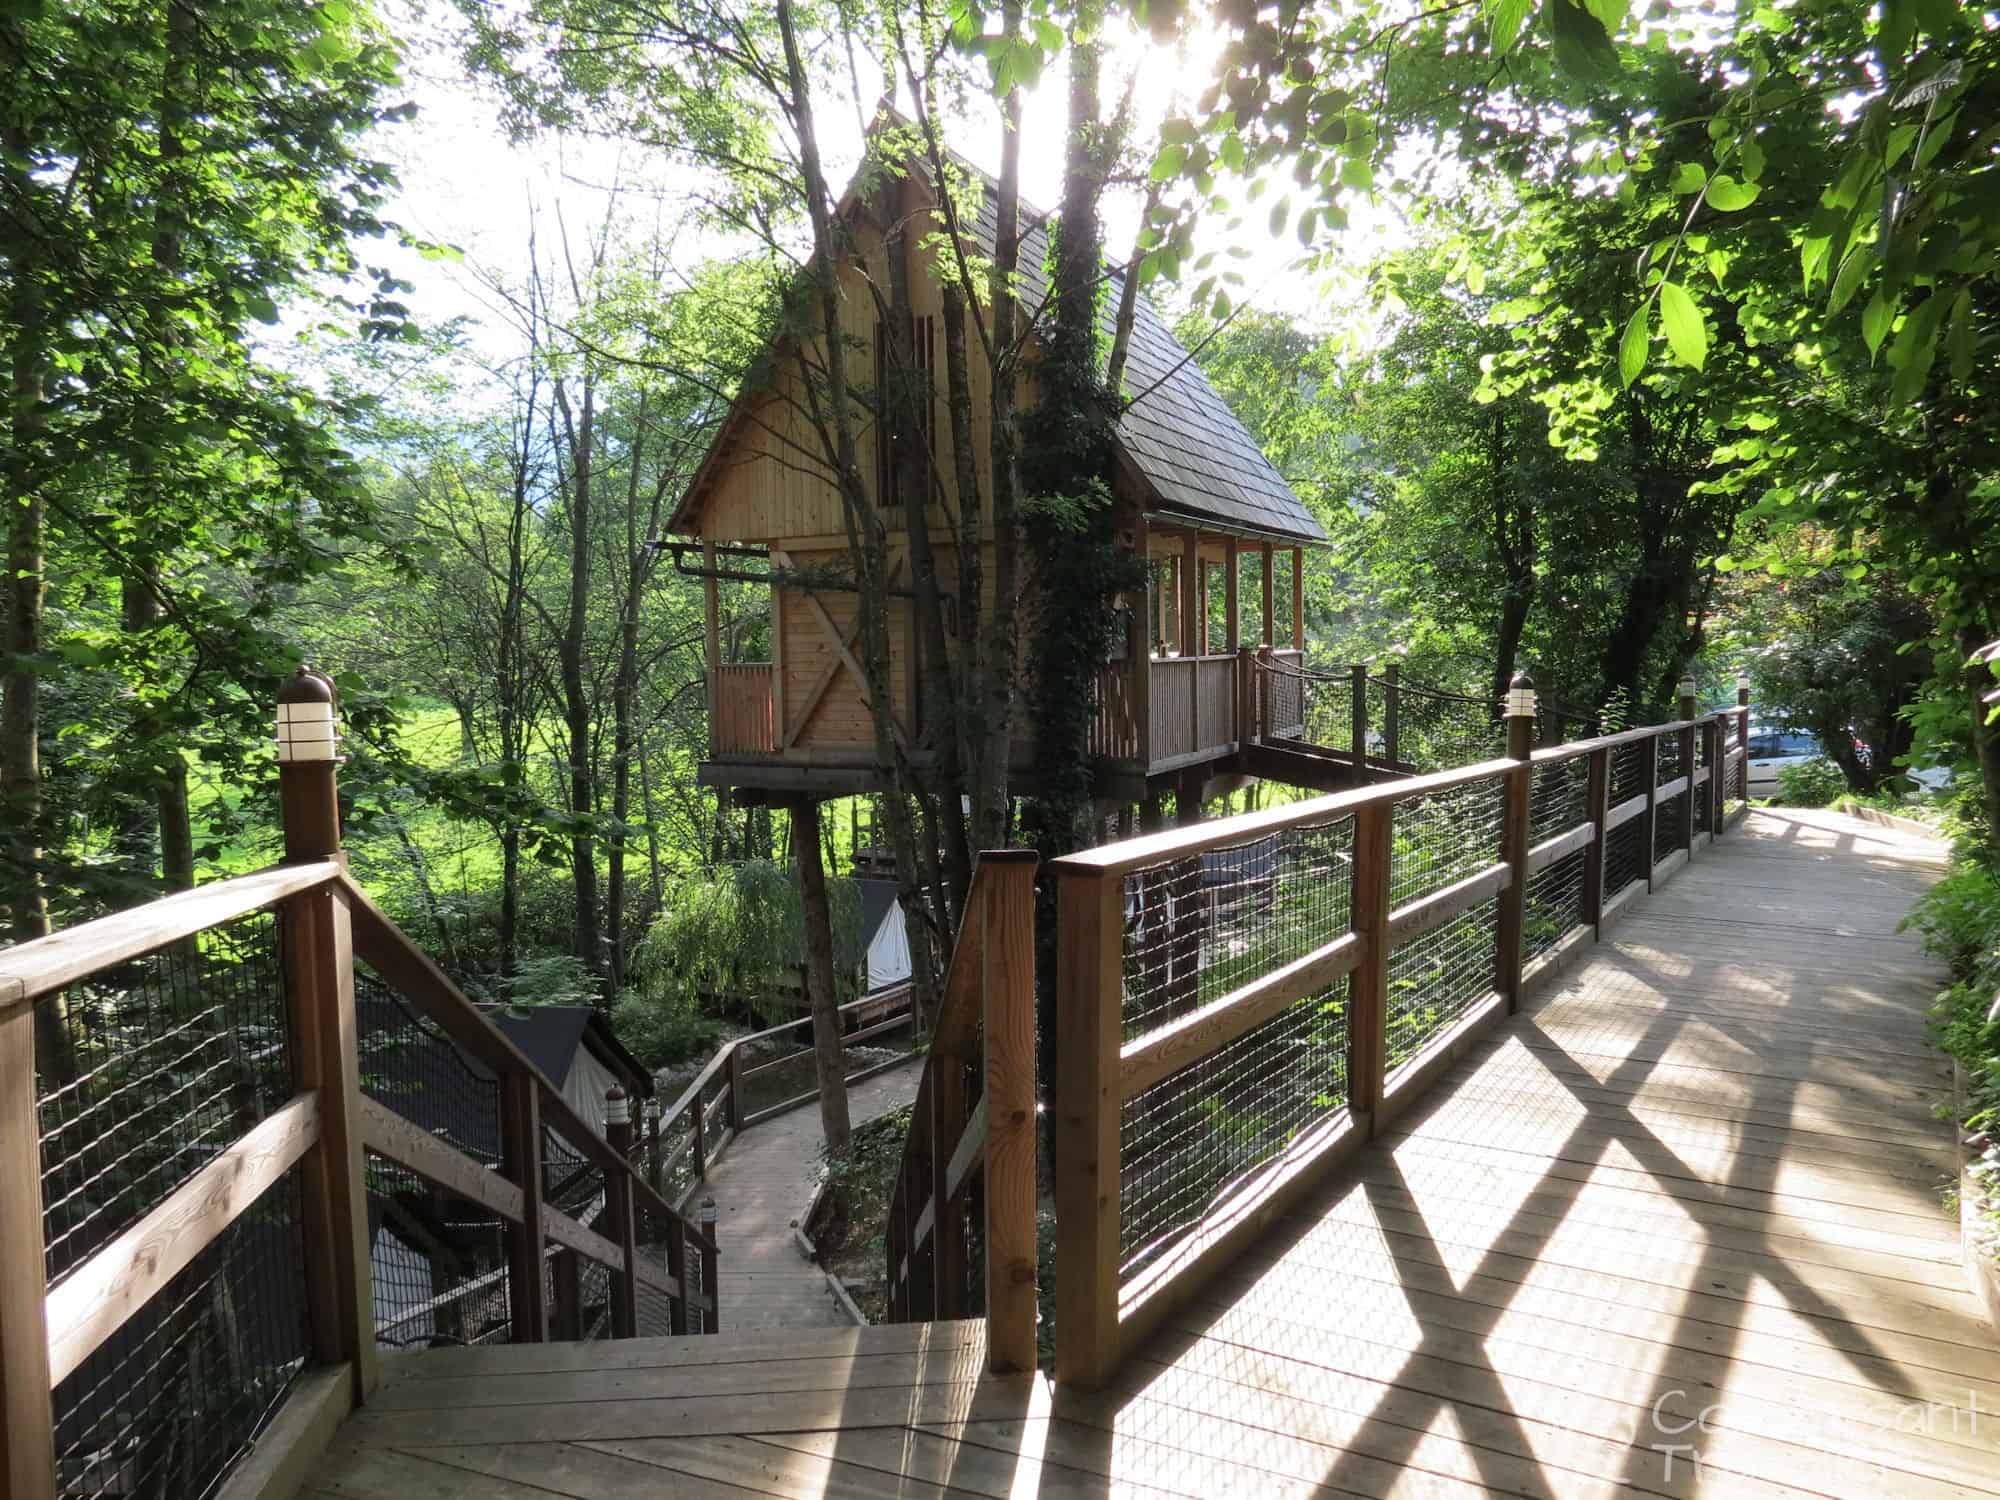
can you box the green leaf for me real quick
[1887,290,1946,404]
[1827,247,1872,314]
[1340,156,1373,192]
[1465,261,1487,294]
[1619,302,1650,387]
[1546,0,1619,80]
[1947,286,1973,382]
[1658,280,1707,370]
[1861,288,1894,358]
[1704,174,1759,211]
[1149,144,1187,184]
[1670,161,1706,194]
[1739,139,1766,182]
[1268,197,1289,237]
[1488,0,1534,51]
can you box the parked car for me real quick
[1745,725,1823,799]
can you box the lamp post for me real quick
[276,666,343,864]
[1503,672,1537,761]
[1498,673,1536,1011]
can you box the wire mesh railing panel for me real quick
[632,1196,697,1337]
[1610,740,1649,806]
[1120,814,1354,1038]
[1382,679,1503,774]
[1282,666,1351,750]
[37,910,290,1288]
[1530,756,1590,842]
[1604,812,1647,904]
[1386,898,1499,1064]
[1119,984,1348,1275]
[735,1034,816,1117]
[365,1151,513,1351]
[1525,849,1589,965]
[1389,774,1506,908]
[1656,732,1683,784]
[355,968,500,1168]
[52,1166,308,1500]
[1654,791,1687,867]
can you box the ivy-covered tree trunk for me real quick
[1486,408,1536,712]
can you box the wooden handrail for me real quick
[1050,697,1756,1389]
[881,850,1038,1375]
[0,860,341,1010]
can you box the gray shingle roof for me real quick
[968,190,1326,545]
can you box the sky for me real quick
[359,4,1407,369]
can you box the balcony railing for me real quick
[710,663,775,755]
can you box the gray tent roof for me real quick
[969,190,1327,546]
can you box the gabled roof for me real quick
[855,877,900,941]
[670,141,1325,547]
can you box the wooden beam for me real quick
[0,861,339,1011]
[357,1093,524,1223]
[1120,933,1361,1101]
[1053,866,1124,1388]
[1260,543,1274,648]
[46,1094,320,1385]
[981,852,1039,1376]
[1179,531,1199,657]
[0,988,53,1500]
[1387,861,1512,947]
[1224,537,1240,656]
[1525,820,1596,876]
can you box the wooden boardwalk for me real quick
[698,1059,922,1331]
[315,809,1999,1498]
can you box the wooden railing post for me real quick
[1347,801,1392,1131]
[1,994,56,1500]
[665,1221,689,1336]
[930,1038,967,1321]
[982,851,1040,1376]
[1677,679,1698,854]
[1384,662,1401,770]
[1706,716,1726,835]
[1497,676,1535,1012]
[1054,864,1124,1388]
[697,1198,720,1334]
[501,1071,549,1343]
[1237,646,1256,750]
[287,882,379,1403]
[644,1096,663,1199]
[1350,664,1369,777]
[604,1087,638,1339]
[1582,745,1611,933]
[551,1250,581,1339]
[725,1043,744,1132]
[1642,733,1663,888]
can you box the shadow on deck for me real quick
[311,810,1991,1499]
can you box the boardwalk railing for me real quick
[882,851,1039,1374]
[0,680,718,1500]
[1051,683,1751,1385]
[647,981,918,1210]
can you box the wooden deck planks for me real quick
[314,808,1999,1499]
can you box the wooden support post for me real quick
[665,1221,689,1336]
[1583,745,1611,932]
[725,1044,744,1132]
[704,539,720,756]
[1179,532,1199,658]
[1291,546,1305,652]
[1053,865,1124,1387]
[1706,717,1726,835]
[770,571,786,749]
[1677,682,1698,854]
[1237,647,1256,749]
[1224,537,1240,655]
[982,851,1040,1375]
[645,1100,663,1199]
[0,995,56,1500]
[604,1087,639,1339]
[502,1072,548,1343]
[1260,543,1274,648]
[698,1205,720,1334]
[1350,664,1369,777]
[288,883,378,1402]
[1497,681,1535,1012]
[1642,734,1662,889]
[689,1086,707,1183]
[1383,663,1401,771]
[930,1016,966,1321]
[1130,595,1150,763]
[1347,801,1392,1130]
[551,1251,581,1340]
[1198,559,1211,656]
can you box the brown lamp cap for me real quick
[278,666,337,706]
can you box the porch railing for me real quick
[709,663,776,755]
[1051,688,1751,1386]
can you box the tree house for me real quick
[668,141,1326,807]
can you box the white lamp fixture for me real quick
[641,1096,661,1124]
[605,1085,631,1128]
[275,667,340,764]
[1736,673,1751,693]
[1677,676,1697,700]
[1503,672,1537,718]
[699,1195,718,1228]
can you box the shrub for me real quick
[1775,756,1846,807]
[1910,856,2000,1252]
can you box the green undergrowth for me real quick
[1908,849,2000,1253]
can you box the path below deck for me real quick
[699,1059,921,1331]
[317,808,1995,1498]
